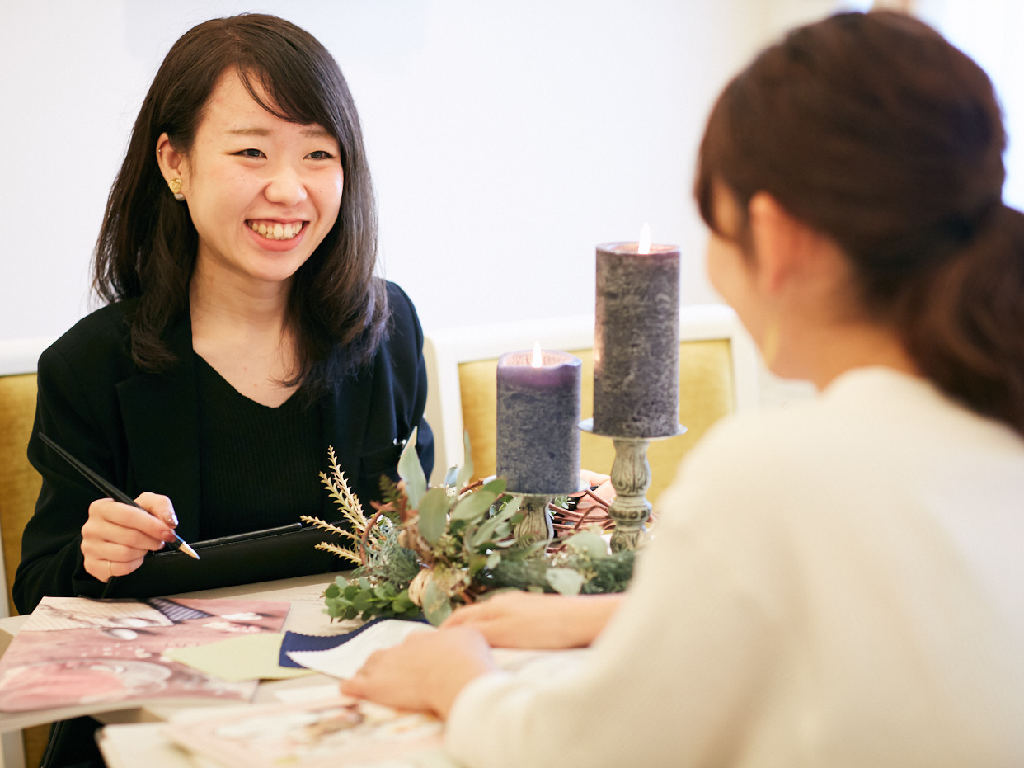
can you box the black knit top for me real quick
[194,353,324,539]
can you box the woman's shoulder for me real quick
[684,397,824,473]
[384,280,418,323]
[39,300,137,374]
[670,366,1024,515]
[381,280,423,345]
[684,368,944,472]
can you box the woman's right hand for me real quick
[441,591,623,649]
[80,492,179,582]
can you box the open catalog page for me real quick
[0,595,289,728]
[164,696,450,768]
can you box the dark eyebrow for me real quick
[226,128,269,137]
[301,126,333,138]
[225,126,333,138]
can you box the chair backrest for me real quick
[0,339,51,768]
[423,304,759,502]
[0,338,51,619]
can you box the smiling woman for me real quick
[157,69,348,407]
[13,14,433,767]
[157,72,344,302]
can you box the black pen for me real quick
[38,432,200,560]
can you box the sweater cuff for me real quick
[444,670,513,765]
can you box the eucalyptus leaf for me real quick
[456,431,474,490]
[546,567,585,596]
[565,529,609,559]
[485,551,502,569]
[417,487,450,547]
[468,553,487,577]
[452,477,507,521]
[499,494,522,516]
[443,464,459,488]
[422,576,453,626]
[352,590,373,611]
[397,427,426,509]
[391,590,414,614]
[468,494,522,549]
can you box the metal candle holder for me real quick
[581,419,686,551]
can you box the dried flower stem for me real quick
[314,541,362,566]
[300,515,360,544]
[319,446,369,535]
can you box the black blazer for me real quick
[13,281,433,614]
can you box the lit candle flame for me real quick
[531,342,543,367]
[638,223,652,255]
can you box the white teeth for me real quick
[248,221,302,240]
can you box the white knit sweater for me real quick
[445,368,1024,767]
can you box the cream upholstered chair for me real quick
[422,304,759,502]
[0,337,54,768]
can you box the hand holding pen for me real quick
[39,433,199,584]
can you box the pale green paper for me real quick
[163,633,314,683]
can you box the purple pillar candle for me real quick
[496,348,581,495]
[593,240,680,437]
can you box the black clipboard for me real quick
[103,521,349,598]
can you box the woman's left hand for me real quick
[340,626,495,718]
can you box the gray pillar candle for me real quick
[496,348,582,495]
[593,240,680,437]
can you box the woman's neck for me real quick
[796,319,919,391]
[188,258,302,407]
[189,257,291,335]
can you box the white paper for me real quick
[286,619,590,680]
[287,621,433,678]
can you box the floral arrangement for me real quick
[302,430,635,625]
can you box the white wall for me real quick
[0,0,841,349]
[914,0,1024,210]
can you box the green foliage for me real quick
[421,574,454,626]
[417,487,450,546]
[383,542,422,585]
[398,427,426,509]
[451,477,506,521]
[323,576,420,621]
[577,549,637,595]
[565,529,608,558]
[546,567,585,596]
[456,431,474,490]
[466,494,521,550]
[311,436,636,627]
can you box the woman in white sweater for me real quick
[342,11,1024,766]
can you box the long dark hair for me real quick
[695,10,1024,437]
[93,13,387,387]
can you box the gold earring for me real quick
[168,178,185,201]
